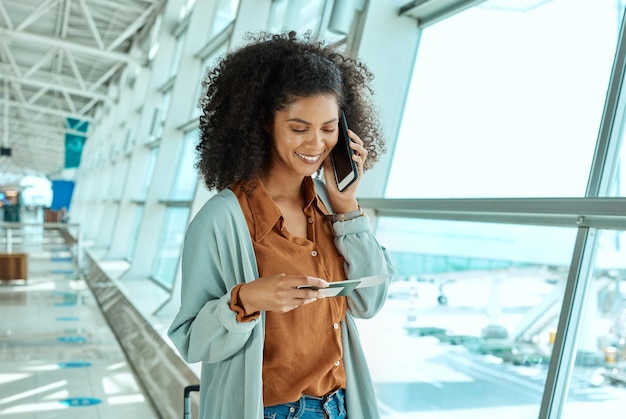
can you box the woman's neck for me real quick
[260,171,305,204]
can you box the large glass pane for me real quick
[169,32,187,79]
[152,207,190,289]
[195,42,229,119]
[211,0,240,37]
[562,229,626,417]
[154,90,173,141]
[612,129,626,197]
[136,148,158,200]
[365,217,578,417]
[126,204,144,261]
[170,131,199,200]
[267,0,325,34]
[387,0,621,198]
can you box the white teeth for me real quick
[296,152,320,162]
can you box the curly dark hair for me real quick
[196,30,385,191]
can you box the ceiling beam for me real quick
[79,0,105,50]
[16,0,60,32]
[8,127,65,139]
[5,100,95,121]
[6,122,87,137]
[107,1,164,51]
[6,92,91,115]
[0,74,110,102]
[0,27,139,64]
[89,0,153,15]
[0,1,13,30]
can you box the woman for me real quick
[168,31,394,419]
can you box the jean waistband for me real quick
[299,388,345,407]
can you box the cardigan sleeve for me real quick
[332,215,395,319]
[313,178,395,319]
[167,191,261,364]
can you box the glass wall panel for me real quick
[611,131,625,196]
[365,217,578,417]
[170,131,199,200]
[154,89,173,141]
[169,32,187,79]
[151,207,190,289]
[195,42,229,119]
[562,229,626,417]
[140,147,159,200]
[211,0,240,37]
[267,0,325,34]
[387,0,622,198]
[127,204,144,261]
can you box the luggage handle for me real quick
[183,385,200,419]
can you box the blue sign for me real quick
[55,317,79,322]
[58,361,92,368]
[59,397,102,407]
[57,336,87,343]
[51,269,76,276]
[54,302,76,307]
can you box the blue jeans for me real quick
[263,389,347,419]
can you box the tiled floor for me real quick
[0,226,158,418]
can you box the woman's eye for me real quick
[291,127,307,133]
[322,128,336,133]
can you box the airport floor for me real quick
[0,226,158,418]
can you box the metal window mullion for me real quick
[539,227,599,419]
[360,197,626,230]
[539,6,626,419]
[586,6,626,197]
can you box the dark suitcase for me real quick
[183,384,200,419]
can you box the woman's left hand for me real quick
[323,129,367,213]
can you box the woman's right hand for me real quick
[238,274,328,313]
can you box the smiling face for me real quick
[266,94,340,181]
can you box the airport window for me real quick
[561,228,626,417]
[372,3,626,416]
[194,42,229,120]
[367,217,580,417]
[169,32,188,79]
[139,147,159,201]
[147,15,162,62]
[127,204,144,262]
[151,206,190,289]
[124,129,133,154]
[154,89,173,142]
[613,134,626,197]
[267,0,326,34]
[210,0,240,38]
[170,131,199,201]
[386,0,622,199]
[108,159,129,202]
[183,0,197,16]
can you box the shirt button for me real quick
[311,250,318,257]
[308,217,314,223]
[333,323,339,330]
[335,360,341,366]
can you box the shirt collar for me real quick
[246,177,327,241]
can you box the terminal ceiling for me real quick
[0,0,164,187]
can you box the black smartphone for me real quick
[330,111,358,192]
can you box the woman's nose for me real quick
[308,130,331,147]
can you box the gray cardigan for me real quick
[168,180,394,418]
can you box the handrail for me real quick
[359,197,626,230]
[0,222,82,268]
